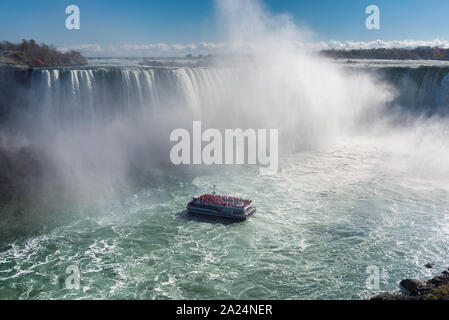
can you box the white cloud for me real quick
[58,44,103,53]
[58,39,449,57]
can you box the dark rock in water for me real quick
[428,274,449,286]
[425,263,434,269]
[372,268,449,300]
[399,279,427,295]
[371,292,394,300]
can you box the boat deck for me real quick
[187,193,256,221]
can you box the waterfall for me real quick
[23,63,394,150]
[3,62,449,200]
[26,68,227,131]
[376,66,449,114]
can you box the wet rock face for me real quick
[427,273,449,286]
[399,279,427,295]
[425,263,434,269]
[0,144,44,201]
[0,69,32,125]
[370,292,394,300]
[371,268,449,300]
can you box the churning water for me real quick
[1,56,449,299]
[3,0,449,300]
[1,140,449,299]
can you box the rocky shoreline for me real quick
[372,267,449,300]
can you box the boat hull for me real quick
[187,205,255,221]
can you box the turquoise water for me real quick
[1,138,448,299]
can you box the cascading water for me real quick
[26,65,449,131]
[374,66,449,114]
[2,59,448,210]
[1,0,449,301]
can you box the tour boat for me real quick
[186,186,256,221]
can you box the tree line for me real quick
[0,39,87,67]
[320,47,449,60]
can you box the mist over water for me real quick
[1,0,449,299]
[17,0,395,201]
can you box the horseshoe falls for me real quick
[1,58,449,300]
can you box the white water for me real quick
[1,0,449,300]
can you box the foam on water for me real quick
[1,136,448,299]
[1,0,449,300]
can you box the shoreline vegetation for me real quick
[0,39,87,69]
[320,46,449,61]
[372,267,449,300]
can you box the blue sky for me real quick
[1,0,449,55]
